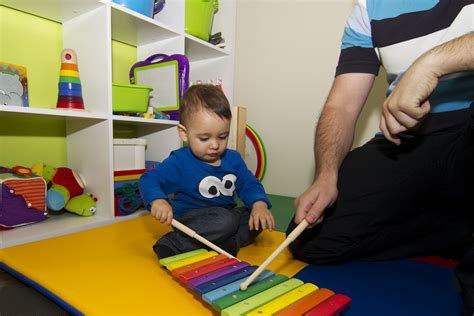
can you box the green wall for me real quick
[0,6,137,168]
[0,6,62,108]
[112,40,137,84]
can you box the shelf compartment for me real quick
[110,2,181,46]
[0,0,103,23]
[112,118,181,165]
[185,34,229,62]
[0,113,114,235]
[113,117,178,139]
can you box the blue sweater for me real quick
[139,147,272,218]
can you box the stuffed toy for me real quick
[46,167,85,212]
[65,193,97,216]
[0,167,48,229]
[33,164,97,217]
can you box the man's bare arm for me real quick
[381,32,474,144]
[295,73,376,225]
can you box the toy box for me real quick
[0,173,47,229]
[113,138,147,171]
[114,169,146,216]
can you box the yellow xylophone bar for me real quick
[241,282,318,316]
[160,249,352,315]
[161,250,218,271]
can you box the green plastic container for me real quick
[185,0,218,42]
[112,83,153,113]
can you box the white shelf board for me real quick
[112,114,178,126]
[0,105,109,120]
[0,211,150,248]
[0,0,103,23]
[110,2,181,46]
[185,34,229,62]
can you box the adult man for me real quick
[287,1,473,313]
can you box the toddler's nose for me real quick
[210,139,219,149]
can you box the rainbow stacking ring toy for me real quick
[56,49,85,110]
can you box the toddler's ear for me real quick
[177,124,188,142]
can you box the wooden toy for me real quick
[159,247,351,316]
[273,288,335,315]
[159,219,351,315]
[245,124,267,181]
[56,49,85,110]
[240,220,309,290]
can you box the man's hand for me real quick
[249,201,275,231]
[295,175,338,226]
[150,199,173,225]
[380,61,436,144]
[382,32,474,145]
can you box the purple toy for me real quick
[154,0,166,14]
[0,175,47,229]
[129,54,189,121]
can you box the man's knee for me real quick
[288,236,353,265]
[287,220,355,264]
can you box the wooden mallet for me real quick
[239,219,309,291]
[171,219,238,260]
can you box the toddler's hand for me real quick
[150,199,173,225]
[249,201,275,231]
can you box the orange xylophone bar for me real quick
[159,249,351,315]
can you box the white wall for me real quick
[234,0,388,197]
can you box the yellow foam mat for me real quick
[0,215,306,315]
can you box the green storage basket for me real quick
[185,0,218,42]
[112,83,153,113]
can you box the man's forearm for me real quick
[314,105,356,182]
[421,31,474,77]
[313,74,375,182]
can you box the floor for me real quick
[0,268,69,315]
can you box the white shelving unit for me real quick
[0,0,236,248]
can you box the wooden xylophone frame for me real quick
[159,249,352,316]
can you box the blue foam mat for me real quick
[293,259,463,316]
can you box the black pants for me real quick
[287,107,474,311]
[155,206,260,258]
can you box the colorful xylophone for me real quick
[159,249,352,316]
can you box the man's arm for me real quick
[295,73,376,225]
[381,32,474,144]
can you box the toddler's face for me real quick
[179,109,231,165]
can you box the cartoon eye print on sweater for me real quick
[199,174,237,198]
